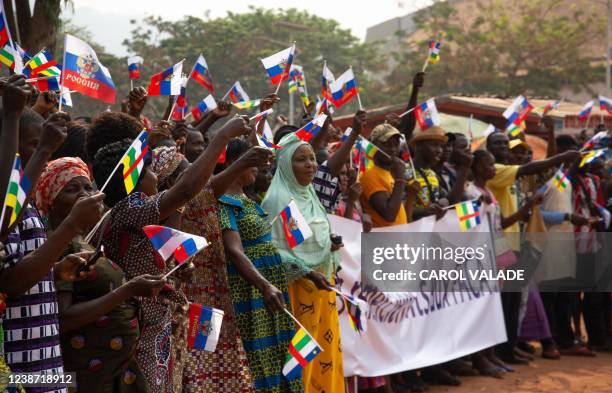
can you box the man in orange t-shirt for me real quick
[360,124,419,227]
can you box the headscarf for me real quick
[261,133,338,281]
[151,146,185,187]
[35,157,91,216]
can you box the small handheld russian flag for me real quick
[190,94,217,121]
[127,56,143,80]
[295,113,327,142]
[278,200,313,249]
[143,225,209,263]
[190,54,214,93]
[503,95,533,130]
[147,60,184,96]
[226,81,250,104]
[261,44,295,86]
[578,100,594,122]
[187,303,224,352]
[329,68,358,108]
[414,98,440,130]
[599,95,612,114]
[321,62,335,102]
[256,133,281,150]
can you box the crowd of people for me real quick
[0,66,610,393]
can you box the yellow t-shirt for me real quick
[359,165,408,228]
[486,163,520,251]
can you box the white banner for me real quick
[329,211,507,377]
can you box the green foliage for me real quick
[386,0,606,101]
[115,7,385,120]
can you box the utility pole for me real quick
[607,0,611,95]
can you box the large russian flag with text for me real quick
[62,34,116,103]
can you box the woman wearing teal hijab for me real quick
[262,134,345,393]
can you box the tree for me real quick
[386,0,606,101]
[3,0,70,53]
[122,7,388,120]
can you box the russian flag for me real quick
[171,78,189,120]
[226,81,249,104]
[414,98,441,130]
[261,43,295,86]
[279,200,313,249]
[295,113,327,142]
[321,62,335,102]
[598,95,612,114]
[60,86,72,107]
[0,4,10,49]
[578,100,594,122]
[187,303,224,352]
[190,54,214,93]
[191,94,217,121]
[143,225,208,264]
[147,60,184,96]
[256,133,281,149]
[329,68,357,108]
[503,95,533,128]
[340,127,353,142]
[127,55,143,80]
[62,34,116,104]
[35,76,60,91]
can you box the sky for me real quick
[65,0,432,56]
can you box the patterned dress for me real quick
[98,192,188,393]
[180,187,254,392]
[57,243,148,392]
[2,203,66,393]
[218,194,303,393]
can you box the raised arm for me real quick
[398,72,425,141]
[0,75,32,236]
[2,112,69,237]
[192,101,233,135]
[210,147,273,198]
[0,193,104,296]
[326,110,366,176]
[159,116,251,218]
[516,151,580,178]
[124,87,148,121]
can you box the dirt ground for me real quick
[428,352,612,393]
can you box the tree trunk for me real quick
[2,0,62,53]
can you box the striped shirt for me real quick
[313,161,340,213]
[2,203,66,393]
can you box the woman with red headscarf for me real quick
[35,157,166,392]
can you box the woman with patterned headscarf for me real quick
[35,156,166,392]
[262,134,345,393]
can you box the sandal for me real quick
[541,346,561,360]
[559,345,596,357]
